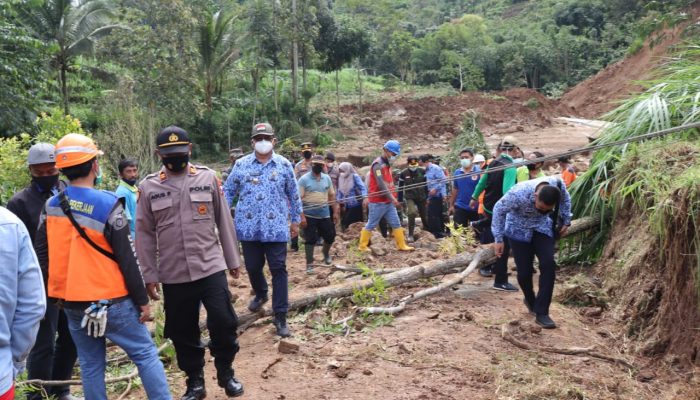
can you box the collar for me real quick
[119,180,138,192]
[253,152,278,166]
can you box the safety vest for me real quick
[368,156,396,203]
[45,186,129,302]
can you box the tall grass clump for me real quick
[567,42,700,262]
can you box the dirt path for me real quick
[153,246,691,400]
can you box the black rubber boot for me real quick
[181,371,206,400]
[273,312,291,337]
[305,244,315,274]
[322,243,332,265]
[290,236,299,252]
[408,217,415,242]
[217,370,244,398]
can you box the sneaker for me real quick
[306,265,314,274]
[492,282,519,292]
[247,295,269,312]
[479,266,493,277]
[536,314,556,329]
[523,298,535,315]
[274,313,291,337]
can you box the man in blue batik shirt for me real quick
[491,176,572,329]
[223,122,303,338]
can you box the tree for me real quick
[386,30,416,82]
[197,9,239,112]
[438,50,484,91]
[18,0,120,115]
[0,1,46,136]
[316,16,370,114]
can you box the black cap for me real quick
[325,152,335,161]
[407,155,418,162]
[157,126,191,155]
[419,154,433,163]
[300,142,313,151]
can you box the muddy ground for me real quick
[147,228,698,400]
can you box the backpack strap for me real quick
[58,191,117,262]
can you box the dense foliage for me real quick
[0,0,695,166]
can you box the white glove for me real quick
[81,302,109,338]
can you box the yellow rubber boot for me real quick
[392,227,415,251]
[358,229,372,252]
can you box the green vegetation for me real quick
[568,43,700,268]
[0,0,696,193]
[350,262,389,306]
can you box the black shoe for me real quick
[247,295,269,312]
[274,312,291,337]
[536,314,556,329]
[182,372,206,400]
[492,282,519,292]
[479,266,493,277]
[523,298,535,315]
[218,375,244,398]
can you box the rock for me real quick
[583,306,603,318]
[305,309,326,327]
[327,359,341,369]
[636,369,656,382]
[459,311,474,321]
[334,365,350,378]
[278,340,300,354]
[397,343,412,354]
[528,324,542,334]
[371,247,388,257]
[426,312,440,320]
[362,369,373,376]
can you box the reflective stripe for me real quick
[55,145,100,155]
[45,205,106,233]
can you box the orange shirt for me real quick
[561,166,577,187]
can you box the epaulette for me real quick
[189,164,215,176]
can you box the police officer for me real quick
[136,126,244,399]
[397,155,428,242]
[294,142,314,178]
[6,143,78,400]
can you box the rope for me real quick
[294,121,700,212]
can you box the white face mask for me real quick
[389,155,397,163]
[254,139,273,154]
[460,159,472,168]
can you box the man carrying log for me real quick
[491,176,572,329]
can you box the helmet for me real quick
[383,140,401,156]
[473,154,486,163]
[55,133,103,169]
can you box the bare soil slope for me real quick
[559,1,700,118]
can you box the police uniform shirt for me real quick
[136,164,241,284]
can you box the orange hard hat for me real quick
[54,133,103,169]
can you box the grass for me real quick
[567,42,700,264]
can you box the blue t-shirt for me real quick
[298,172,334,219]
[453,166,481,211]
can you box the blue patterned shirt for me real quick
[425,163,447,198]
[336,174,367,208]
[491,176,572,243]
[223,152,302,242]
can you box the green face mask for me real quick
[94,167,103,187]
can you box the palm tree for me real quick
[19,0,120,115]
[197,10,239,112]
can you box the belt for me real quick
[57,295,130,310]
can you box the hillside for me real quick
[559,0,700,118]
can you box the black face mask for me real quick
[312,164,324,174]
[123,177,138,187]
[303,151,312,160]
[527,164,539,171]
[163,154,189,172]
[536,208,551,215]
[33,174,59,192]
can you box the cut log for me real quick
[237,216,599,331]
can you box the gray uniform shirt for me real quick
[135,164,241,284]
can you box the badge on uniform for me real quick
[198,204,208,215]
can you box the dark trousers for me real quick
[510,232,557,315]
[341,205,363,230]
[303,217,336,245]
[493,238,511,285]
[26,303,77,399]
[427,196,446,237]
[240,241,289,313]
[453,206,479,228]
[162,271,239,378]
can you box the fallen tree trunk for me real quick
[238,216,599,331]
